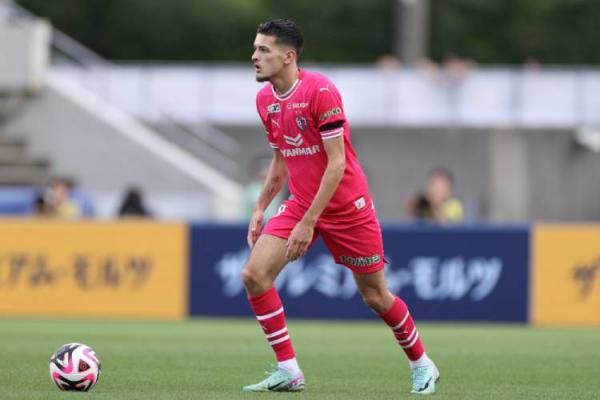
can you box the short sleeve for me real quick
[311,81,346,140]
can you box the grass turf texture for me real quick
[0,318,598,399]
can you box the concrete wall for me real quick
[489,128,530,221]
[489,128,600,222]
[353,127,490,221]
[219,125,490,221]
[219,124,600,222]
[526,129,600,221]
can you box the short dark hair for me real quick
[257,19,304,58]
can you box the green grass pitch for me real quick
[0,318,598,399]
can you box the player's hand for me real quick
[247,209,264,249]
[286,220,314,261]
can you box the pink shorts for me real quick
[263,199,385,274]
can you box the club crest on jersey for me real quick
[296,116,308,131]
[283,133,303,147]
[267,103,281,114]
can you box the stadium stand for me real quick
[2,1,600,221]
[0,135,50,186]
[0,1,243,220]
[46,62,600,222]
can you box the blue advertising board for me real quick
[189,224,529,322]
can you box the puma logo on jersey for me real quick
[275,204,287,216]
[283,133,304,147]
[354,197,366,210]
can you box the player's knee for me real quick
[241,266,256,288]
[360,289,388,312]
[241,264,267,292]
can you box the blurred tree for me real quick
[259,0,391,62]
[17,0,392,62]
[430,0,600,65]
[16,0,600,64]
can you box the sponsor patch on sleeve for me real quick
[319,107,342,121]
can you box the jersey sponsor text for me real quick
[280,145,321,158]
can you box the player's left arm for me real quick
[285,134,345,261]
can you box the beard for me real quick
[255,67,272,82]
[255,74,270,82]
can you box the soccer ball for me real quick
[49,343,101,391]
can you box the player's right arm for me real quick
[247,149,288,248]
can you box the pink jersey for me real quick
[256,69,372,215]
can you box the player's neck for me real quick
[271,66,300,96]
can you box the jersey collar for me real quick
[271,69,303,101]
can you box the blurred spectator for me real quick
[33,189,50,216]
[406,167,464,224]
[523,56,542,71]
[376,54,402,70]
[442,51,476,83]
[117,186,152,218]
[244,156,285,221]
[42,178,82,219]
[416,57,439,74]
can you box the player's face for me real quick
[252,34,290,82]
[426,175,452,206]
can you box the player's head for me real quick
[426,167,455,205]
[252,19,304,82]
[49,177,73,203]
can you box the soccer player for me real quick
[242,19,439,395]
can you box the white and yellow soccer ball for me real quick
[49,343,101,391]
